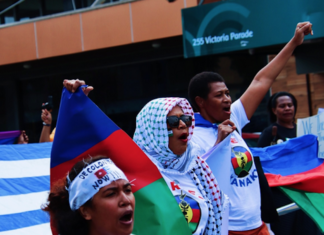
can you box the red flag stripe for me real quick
[245,150,252,162]
[51,130,162,192]
[231,157,239,169]
[191,208,201,223]
[265,162,324,194]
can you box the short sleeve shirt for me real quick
[191,100,262,231]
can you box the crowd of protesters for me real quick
[42,22,318,235]
[2,22,319,235]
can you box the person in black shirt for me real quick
[258,92,297,147]
[258,92,322,235]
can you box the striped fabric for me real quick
[0,142,52,235]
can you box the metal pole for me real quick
[72,0,76,10]
[0,0,25,16]
[306,73,313,116]
[277,203,299,216]
[91,0,104,7]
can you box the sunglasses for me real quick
[166,115,192,128]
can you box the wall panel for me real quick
[0,23,37,65]
[82,4,132,51]
[36,14,82,59]
[131,0,184,42]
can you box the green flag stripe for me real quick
[280,187,324,233]
[133,178,191,235]
[189,222,198,233]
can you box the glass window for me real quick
[14,53,268,142]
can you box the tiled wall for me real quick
[0,0,197,65]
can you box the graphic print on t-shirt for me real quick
[230,136,258,189]
[231,146,253,178]
[162,173,208,235]
[175,190,202,233]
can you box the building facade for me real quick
[1,0,322,142]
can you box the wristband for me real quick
[43,122,51,126]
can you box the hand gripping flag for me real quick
[250,135,324,232]
[51,87,191,235]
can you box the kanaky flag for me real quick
[51,87,191,235]
[250,135,324,193]
[250,135,324,232]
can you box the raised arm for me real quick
[241,22,313,120]
[39,109,52,143]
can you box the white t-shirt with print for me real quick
[162,172,209,235]
[191,99,262,231]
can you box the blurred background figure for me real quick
[39,96,56,143]
[258,92,297,147]
[258,91,322,235]
[39,109,55,142]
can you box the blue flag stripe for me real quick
[0,143,52,160]
[51,88,119,168]
[0,137,17,145]
[0,176,50,196]
[250,135,320,176]
[0,209,50,232]
[0,143,51,234]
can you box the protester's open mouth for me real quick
[179,133,188,142]
[120,211,133,225]
[223,107,231,114]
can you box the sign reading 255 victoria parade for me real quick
[181,0,324,58]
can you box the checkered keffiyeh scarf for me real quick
[133,98,223,234]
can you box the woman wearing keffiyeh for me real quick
[133,97,225,235]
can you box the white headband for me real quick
[67,159,128,211]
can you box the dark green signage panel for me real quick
[182,0,324,58]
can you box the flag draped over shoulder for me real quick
[0,131,20,144]
[51,87,191,235]
[0,142,52,235]
[250,135,324,232]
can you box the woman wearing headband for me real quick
[133,97,226,235]
[43,156,135,235]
